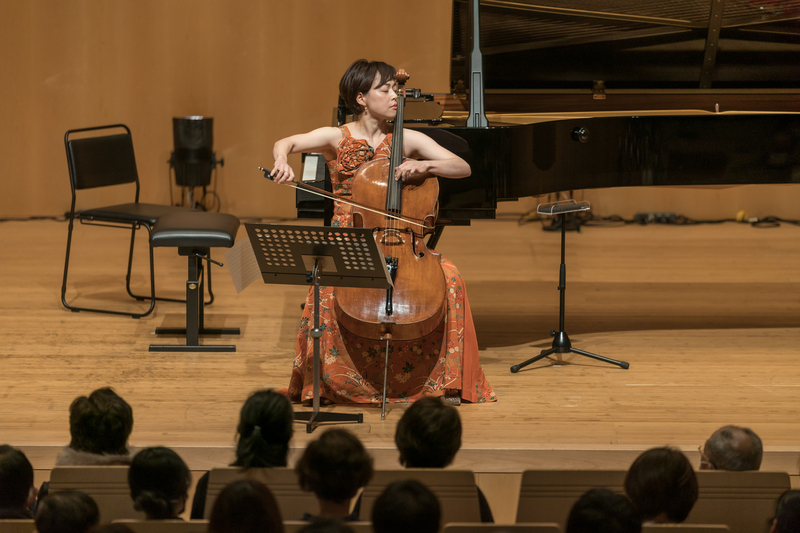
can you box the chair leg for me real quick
[61,217,155,319]
[125,226,185,305]
[150,253,238,352]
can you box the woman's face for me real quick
[359,72,397,119]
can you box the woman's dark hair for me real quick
[371,479,441,533]
[624,447,698,523]
[0,445,34,509]
[295,428,373,504]
[566,488,642,533]
[69,387,133,455]
[128,446,191,519]
[35,490,99,533]
[233,389,293,469]
[339,59,396,115]
[208,479,284,533]
[395,396,461,468]
[773,490,800,533]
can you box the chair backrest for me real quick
[48,465,144,522]
[112,520,209,533]
[205,467,316,521]
[443,522,562,533]
[515,470,627,527]
[0,519,36,533]
[360,469,482,525]
[65,125,139,192]
[283,520,373,533]
[642,525,730,533]
[685,471,790,533]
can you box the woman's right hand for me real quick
[271,156,295,184]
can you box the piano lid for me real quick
[451,0,800,91]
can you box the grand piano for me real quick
[298,0,800,234]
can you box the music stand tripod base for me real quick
[510,200,629,373]
[245,223,392,432]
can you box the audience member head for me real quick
[34,490,99,533]
[68,387,133,456]
[128,446,191,519]
[234,389,293,469]
[371,479,441,533]
[701,425,763,471]
[296,517,356,533]
[93,525,134,533]
[566,488,642,533]
[770,490,800,533]
[0,444,35,517]
[208,479,284,533]
[625,447,698,523]
[395,396,461,468]
[295,428,373,516]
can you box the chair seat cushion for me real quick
[80,203,189,227]
[151,211,240,249]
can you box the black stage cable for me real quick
[518,207,799,230]
[0,215,67,223]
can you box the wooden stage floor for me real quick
[2,216,800,520]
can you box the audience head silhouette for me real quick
[771,490,800,533]
[295,428,373,518]
[625,447,698,523]
[128,446,191,519]
[34,490,99,533]
[93,525,135,533]
[701,425,762,471]
[208,479,284,533]
[234,389,294,469]
[296,517,356,533]
[371,479,441,533]
[0,445,35,518]
[566,488,642,533]
[67,387,133,458]
[395,396,461,468]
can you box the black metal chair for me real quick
[62,124,203,318]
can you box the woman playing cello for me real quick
[271,59,495,405]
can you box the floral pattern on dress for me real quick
[284,125,495,404]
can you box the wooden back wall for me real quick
[0,0,453,218]
[2,0,797,221]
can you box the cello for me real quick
[334,70,447,342]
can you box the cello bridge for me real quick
[379,229,405,246]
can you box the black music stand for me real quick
[510,200,629,373]
[246,223,393,433]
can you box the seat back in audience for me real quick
[48,465,144,522]
[686,471,790,533]
[112,520,209,533]
[283,520,373,533]
[642,525,730,532]
[360,469,482,525]
[443,522,562,533]
[205,467,316,521]
[515,470,627,528]
[0,519,35,533]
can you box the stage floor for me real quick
[3,217,800,520]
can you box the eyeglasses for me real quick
[698,445,714,470]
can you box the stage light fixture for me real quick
[169,116,223,208]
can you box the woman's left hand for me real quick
[394,159,431,182]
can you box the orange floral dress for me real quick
[285,125,495,404]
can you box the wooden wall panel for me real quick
[0,0,453,218]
